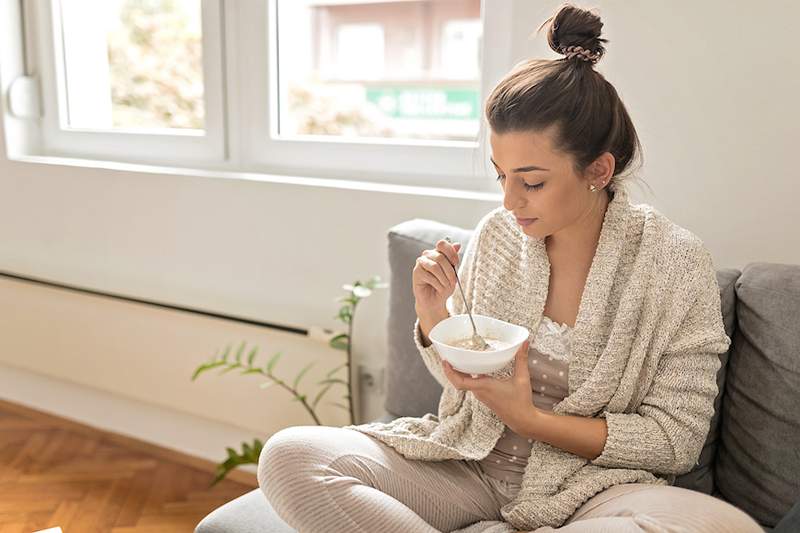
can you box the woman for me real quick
[258,4,764,532]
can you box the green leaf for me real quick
[266,352,283,373]
[259,381,276,390]
[210,441,263,487]
[328,401,350,411]
[292,362,316,390]
[325,363,347,378]
[240,368,263,376]
[318,377,348,387]
[218,364,239,376]
[329,333,348,343]
[246,346,259,366]
[191,360,226,381]
[221,344,232,362]
[234,341,246,364]
[312,382,334,409]
[328,333,349,351]
[330,337,349,350]
[336,307,352,325]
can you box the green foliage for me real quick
[191,275,388,485]
[212,438,263,487]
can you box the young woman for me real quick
[258,4,764,532]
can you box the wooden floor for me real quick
[0,398,259,532]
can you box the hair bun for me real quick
[537,3,608,64]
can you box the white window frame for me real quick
[31,0,227,166]
[232,0,513,192]
[11,0,514,193]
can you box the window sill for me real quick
[9,154,503,202]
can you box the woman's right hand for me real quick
[413,239,462,316]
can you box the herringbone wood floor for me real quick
[0,399,259,532]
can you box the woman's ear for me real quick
[588,152,615,185]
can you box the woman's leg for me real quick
[530,483,764,532]
[258,425,505,533]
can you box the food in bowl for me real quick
[446,335,515,352]
[429,314,530,376]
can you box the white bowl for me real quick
[429,314,530,377]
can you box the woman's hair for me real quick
[484,3,645,195]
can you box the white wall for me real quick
[515,1,799,262]
[1,0,798,458]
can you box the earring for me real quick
[589,184,597,192]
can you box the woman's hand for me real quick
[441,339,540,436]
[412,239,461,317]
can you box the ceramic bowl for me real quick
[429,314,529,377]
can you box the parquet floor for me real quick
[0,398,259,532]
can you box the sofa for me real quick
[196,218,800,533]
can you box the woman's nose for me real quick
[503,191,524,212]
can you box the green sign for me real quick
[366,87,479,120]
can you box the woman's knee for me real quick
[257,426,333,498]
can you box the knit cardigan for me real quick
[343,186,731,531]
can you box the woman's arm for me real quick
[522,244,729,472]
[412,212,491,388]
[520,409,608,460]
[587,245,730,475]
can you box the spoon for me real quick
[444,236,489,351]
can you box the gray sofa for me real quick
[196,218,800,533]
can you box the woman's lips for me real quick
[516,217,538,226]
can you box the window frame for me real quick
[31,0,227,166]
[234,0,513,192]
[15,0,515,193]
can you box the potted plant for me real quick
[191,275,388,485]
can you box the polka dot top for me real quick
[477,315,573,488]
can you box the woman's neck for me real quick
[546,192,610,265]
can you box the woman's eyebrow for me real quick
[490,157,550,173]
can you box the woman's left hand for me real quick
[442,339,540,436]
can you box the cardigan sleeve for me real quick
[589,244,731,475]
[412,211,489,389]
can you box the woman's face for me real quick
[489,126,610,241]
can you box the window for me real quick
[32,0,225,164]
[11,0,514,192]
[59,0,205,131]
[275,0,481,143]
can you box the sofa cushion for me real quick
[673,268,740,494]
[384,220,473,418]
[195,488,295,533]
[714,263,800,527]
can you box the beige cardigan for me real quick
[344,186,731,531]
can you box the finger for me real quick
[421,257,450,291]
[444,360,485,389]
[433,253,457,288]
[515,340,531,379]
[441,360,461,389]
[442,360,474,390]
[420,268,446,295]
[436,240,460,268]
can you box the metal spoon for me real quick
[444,236,489,351]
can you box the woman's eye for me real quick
[495,174,544,191]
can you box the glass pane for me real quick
[58,0,204,130]
[276,0,482,142]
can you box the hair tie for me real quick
[558,45,601,64]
